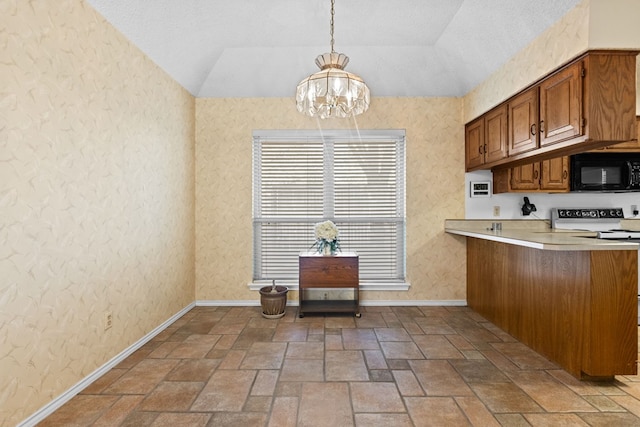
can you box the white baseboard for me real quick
[196,300,262,306]
[19,298,467,426]
[17,302,195,427]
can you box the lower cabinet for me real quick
[466,237,637,379]
[493,156,569,193]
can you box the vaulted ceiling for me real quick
[86,0,582,98]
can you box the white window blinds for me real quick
[253,129,406,282]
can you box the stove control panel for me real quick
[553,208,624,219]
[550,208,624,229]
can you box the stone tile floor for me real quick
[38,306,640,426]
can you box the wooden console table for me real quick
[298,252,360,318]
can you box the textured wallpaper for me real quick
[464,0,640,122]
[195,97,467,303]
[464,0,590,122]
[1,1,196,425]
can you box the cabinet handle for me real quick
[483,144,487,155]
[530,123,536,135]
[478,145,483,155]
[540,120,545,134]
[563,170,568,179]
[534,170,539,180]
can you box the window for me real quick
[253,129,406,285]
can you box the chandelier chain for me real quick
[330,0,335,53]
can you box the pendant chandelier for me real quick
[295,0,370,119]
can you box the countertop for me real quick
[445,219,640,251]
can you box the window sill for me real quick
[248,281,410,291]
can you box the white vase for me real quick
[323,245,332,256]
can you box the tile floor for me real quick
[38,306,640,426]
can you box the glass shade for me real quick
[296,52,370,119]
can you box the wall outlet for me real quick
[632,205,638,216]
[493,206,500,217]
[323,292,328,300]
[104,311,113,330]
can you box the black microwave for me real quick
[571,153,640,192]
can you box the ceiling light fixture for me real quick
[295,0,370,119]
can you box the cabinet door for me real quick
[539,62,583,147]
[510,162,540,191]
[484,104,509,163]
[540,157,569,192]
[465,117,485,170]
[509,87,539,155]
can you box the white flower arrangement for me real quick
[312,220,341,254]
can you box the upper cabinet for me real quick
[538,62,582,147]
[465,51,638,172]
[539,157,570,191]
[465,104,508,169]
[493,156,569,194]
[465,117,484,169]
[508,88,538,155]
[596,116,640,151]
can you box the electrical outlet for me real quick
[323,292,328,300]
[104,311,113,330]
[493,206,500,217]
[632,205,638,216]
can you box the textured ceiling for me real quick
[85,0,582,98]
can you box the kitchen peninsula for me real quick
[446,220,638,380]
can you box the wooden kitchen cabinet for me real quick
[508,162,540,191]
[601,140,640,151]
[466,237,637,379]
[298,252,359,318]
[507,62,581,155]
[465,117,484,169]
[508,87,538,155]
[596,116,640,151]
[465,104,508,170]
[493,156,569,193]
[540,157,570,190]
[538,61,583,147]
[465,50,638,172]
